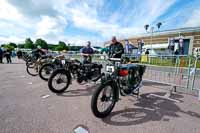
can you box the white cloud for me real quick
[0,0,199,46]
[68,0,177,40]
[185,9,200,27]
[36,16,67,37]
[0,36,24,44]
[0,0,22,21]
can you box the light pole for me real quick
[144,22,162,54]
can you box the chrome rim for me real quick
[52,73,68,91]
[97,86,114,112]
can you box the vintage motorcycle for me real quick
[48,58,103,94]
[26,55,53,76]
[38,55,65,81]
[91,58,146,118]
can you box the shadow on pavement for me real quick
[102,92,200,126]
[56,84,99,97]
[143,81,169,87]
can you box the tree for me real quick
[3,45,14,51]
[1,44,5,47]
[8,42,17,48]
[24,38,34,49]
[18,44,25,48]
[48,44,57,51]
[35,38,48,49]
[55,41,68,51]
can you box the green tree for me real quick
[48,44,57,51]
[3,45,14,51]
[1,44,5,47]
[8,42,17,48]
[55,41,68,51]
[18,44,25,48]
[35,38,48,49]
[24,38,34,49]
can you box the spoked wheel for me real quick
[26,63,38,76]
[48,69,70,93]
[91,83,116,118]
[39,64,54,81]
[133,70,142,89]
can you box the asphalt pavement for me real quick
[0,58,200,133]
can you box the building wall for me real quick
[126,31,200,48]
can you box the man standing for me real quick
[137,39,144,55]
[5,49,12,64]
[80,41,94,63]
[0,47,3,63]
[125,39,132,54]
[108,36,124,58]
[179,38,184,55]
[168,38,175,55]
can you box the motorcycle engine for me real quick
[76,64,101,83]
[119,76,129,90]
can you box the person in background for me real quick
[179,38,184,55]
[125,39,133,54]
[137,39,144,55]
[168,38,175,55]
[17,50,23,59]
[11,51,16,58]
[145,49,149,55]
[108,36,124,58]
[32,46,46,60]
[5,49,12,64]
[0,46,3,63]
[80,41,94,63]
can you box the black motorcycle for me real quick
[39,56,65,81]
[91,58,146,118]
[48,59,103,94]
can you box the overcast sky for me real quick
[0,0,200,45]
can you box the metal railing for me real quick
[61,53,200,99]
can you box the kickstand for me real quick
[132,88,140,98]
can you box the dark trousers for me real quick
[0,56,2,63]
[83,56,92,64]
[6,56,12,63]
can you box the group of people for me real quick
[80,36,125,63]
[0,47,12,64]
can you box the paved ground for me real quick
[0,58,200,133]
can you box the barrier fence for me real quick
[62,53,200,99]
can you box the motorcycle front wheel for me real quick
[39,64,54,81]
[48,69,70,93]
[91,82,116,118]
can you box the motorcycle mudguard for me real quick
[101,80,120,102]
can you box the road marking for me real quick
[28,82,33,85]
[41,95,50,99]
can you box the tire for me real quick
[48,69,71,94]
[39,64,54,81]
[26,63,38,76]
[91,82,116,118]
